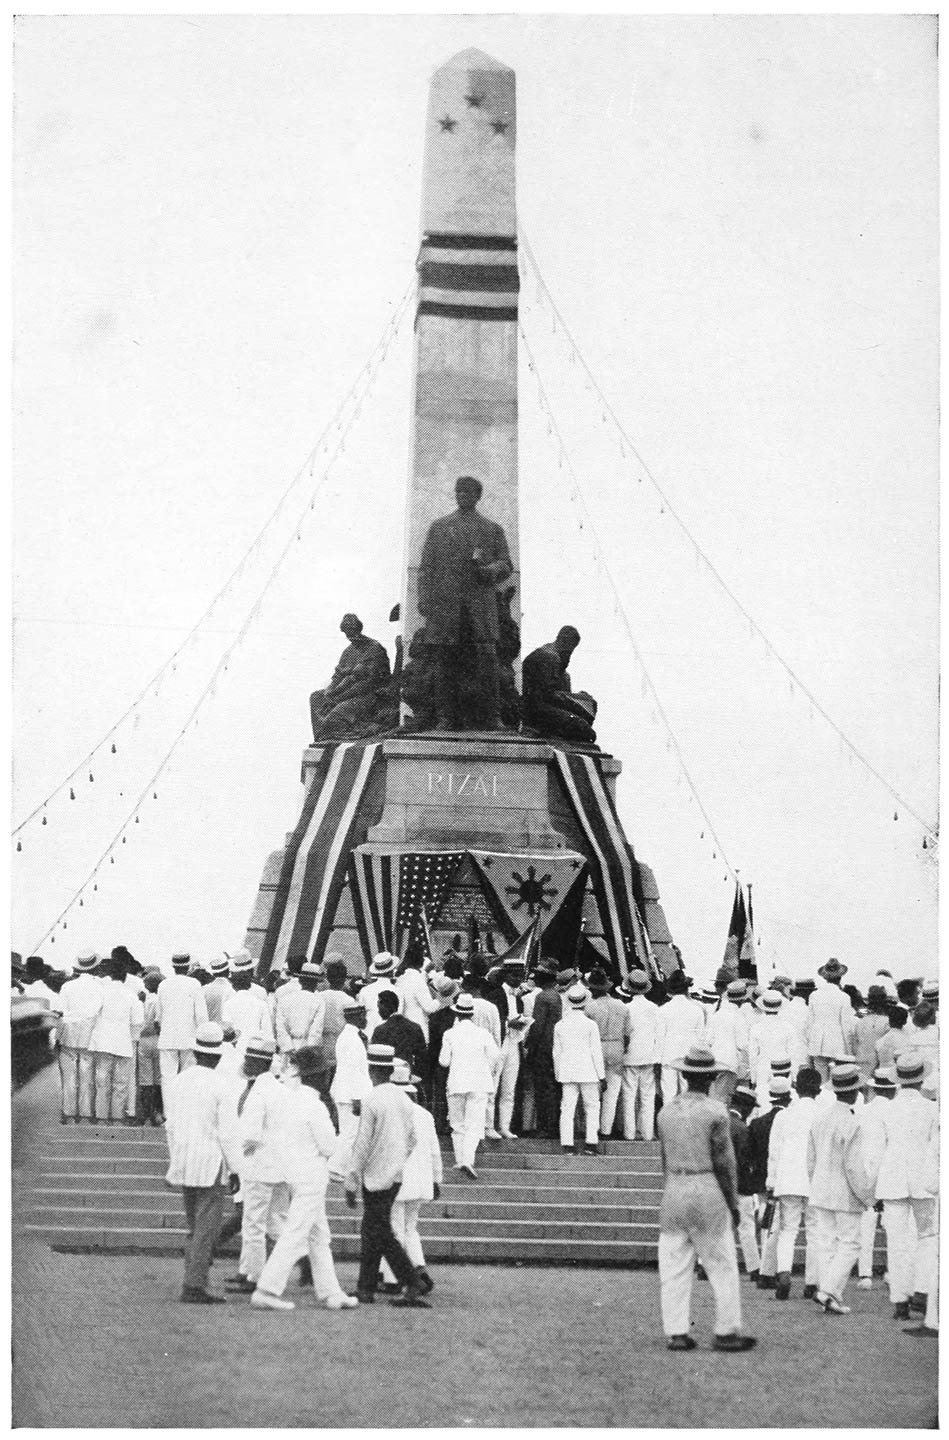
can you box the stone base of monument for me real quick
[243,729,678,979]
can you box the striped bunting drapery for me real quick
[551,749,653,981]
[349,849,465,959]
[417,233,519,323]
[260,742,384,972]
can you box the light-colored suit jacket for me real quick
[440,1018,500,1094]
[165,1063,240,1187]
[156,974,208,1051]
[553,1011,605,1084]
[807,1102,871,1212]
[806,982,855,1060]
[866,1088,939,1200]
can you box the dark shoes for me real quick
[377,1282,402,1295]
[583,1143,599,1157]
[390,1288,431,1308]
[893,1302,911,1321]
[459,1165,478,1180]
[180,1287,225,1305]
[801,1284,818,1301]
[224,1275,256,1294]
[904,1324,938,1338]
[667,1335,697,1351]
[354,1290,376,1305]
[414,1267,434,1296]
[747,1270,759,1285]
[713,1334,757,1352]
[774,1273,791,1301]
[909,1292,928,1314]
[757,1274,776,1291]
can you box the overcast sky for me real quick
[13,14,938,989]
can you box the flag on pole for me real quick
[723,880,747,977]
[496,912,542,969]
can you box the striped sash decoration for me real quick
[417,232,518,323]
[261,743,383,972]
[551,750,652,980]
[349,850,401,960]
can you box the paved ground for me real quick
[12,1067,939,1429]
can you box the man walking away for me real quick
[657,1046,755,1352]
[553,983,605,1156]
[622,970,660,1141]
[767,1066,821,1300]
[728,1083,761,1284]
[156,953,208,1116]
[439,992,499,1179]
[806,1062,873,1314]
[56,952,103,1124]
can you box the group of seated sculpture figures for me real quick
[308,474,597,746]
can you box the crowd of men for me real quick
[12,943,939,1337]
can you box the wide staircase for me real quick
[20,1125,662,1266]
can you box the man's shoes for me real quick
[561,1145,574,1155]
[892,1301,911,1321]
[747,1270,759,1285]
[354,1290,375,1304]
[909,1291,928,1314]
[325,1293,359,1310]
[757,1274,776,1290]
[667,1335,697,1351]
[224,1275,256,1293]
[414,1267,434,1295]
[378,1281,402,1295]
[499,1130,518,1140]
[856,1277,872,1290]
[583,1143,599,1157]
[774,1273,791,1301]
[251,1289,295,1311]
[460,1165,478,1180]
[484,1129,501,1140]
[713,1334,757,1352]
[180,1287,225,1305]
[812,1290,829,1308]
[802,1284,818,1301]
[390,1289,431,1309]
[823,1296,850,1315]
[60,1115,74,1125]
[904,1324,938,1337]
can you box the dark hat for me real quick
[819,958,848,981]
[672,1046,721,1078]
[366,1042,395,1069]
[587,967,610,995]
[793,978,816,996]
[556,968,579,989]
[733,1084,757,1107]
[665,969,689,995]
[291,1045,325,1078]
[896,1052,926,1085]
[171,952,191,970]
[533,959,558,981]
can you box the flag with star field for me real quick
[348,850,465,959]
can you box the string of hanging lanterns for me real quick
[517,228,937,848]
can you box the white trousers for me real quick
[330,1101,360,1179]
[660,1065,683,1106]
[775,1195,818,1282]
[736,1195,760,1273]
[255,1179,344,1301]
[884,1197,938,1303]
[622,1065,656,1140]
[858,1204,880,1277]
[758,1202,779,1278]
[58,1045,95,1119]
[812,1206,861,1304]
[659,1213,742,1338]
[239,1180,289,1282]
[448,1091,487,1168]
[159,1048,195,1113]
[93,1053,132,1121]
[560,1081,600,1146]
[600,1067,623,1136]
[494,1041,521,1134]
[392,1198,425,1269]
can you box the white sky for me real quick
[12,15,938,991]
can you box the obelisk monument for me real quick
[400,50,520,728]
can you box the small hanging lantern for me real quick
[111,743,116,754]
[41,814,47,826]
[16,840,21,853]
[893,811,898,822]
[79,897,83,907]
[89,772,94,783]
[70,787,75,800]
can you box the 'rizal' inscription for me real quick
[427,771,507,801]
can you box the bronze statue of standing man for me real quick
[417,476,512,731]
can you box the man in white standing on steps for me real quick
[656,970,706,1109]
[156,953,208,1117]
[55,951,104,1125]
[274,959,326,1060]
[622,970,661,1141]
[440,992,499,1179]
[89,954,143,1125]
[553,983,605,1156]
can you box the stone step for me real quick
[26,1181,666,1210]
[38,1129,660,1158]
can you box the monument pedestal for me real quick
[244,730,678,983]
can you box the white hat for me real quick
[209,957,230,977]
[566,983,590,1009]
[453,993,475,1016]
[230,954,254,975]
[369,953,397,976]
[75,951,99,972]
[195,1022,224,1054]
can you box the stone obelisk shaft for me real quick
[400,49,519,693]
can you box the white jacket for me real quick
[655,995,705,1065]
[223,990,274,1052]
[867,1088,939,1200]
[57,974,103,1049]
[276,1080,338,1187]
[624,995,661,1066]
[156,974,208,1051]
[89,979,143,1059]
[709,1001,749,1075]
[239,1071,290,1185]
[395,968,440,1037]
[806,982,855,1060]
[553,1011,605,1084]
[440,1018,500,1095]
[330,1025,372,1103]
[396,1102,443,1202]
[274,987,326,1051]
[748,1015,796,1085]
[767,1095,817,1197]
[165,1063,240,1187]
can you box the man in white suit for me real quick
[439,992,499,1179]
[806,959,856,1085]
[656,971,707,1107]
[233,1036,291,1292]
[56,951,103,1124]
[622,970,660,1141]
[553,983,605,1156]
[709,981,751,1106]
[89,954,144,1124]
[806,1061,873,1314]
[748,990,797,1104]
[165,1022,240,1304]
[865,1050,939,1321]
[156,953,208,1114]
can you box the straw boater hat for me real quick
[869,1067,897,1093]
[391,1059,418,1093]
[771,1059,792,1076]
[830,1062,860,1093]
[431,973,460,1002]
[672,1046,722,1077]
[627,970,651,995]
[760,991,783,1013]
[301,960,325,979]
[366,1042,395,1069]
[896,1052,926,1086]
[171,952,191,971]
[342,996,366,1015]
[209,957,230,977]
[369,953,397,977]
[725,980,746,1002]
[76,951,99,972]
[699,987,720,1006]
[244,1035,275,1062]
[194,1022,224,1055]
[453,993,475,1017]
[922,978,939,1001]
[230,954,254,976]
[819,957,848,981]
[768,1076,792,1099]
[565,983,590,1010]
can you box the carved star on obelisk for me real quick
[438,115,457,132]
[490,119,508,135]
[465,92,486,108]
